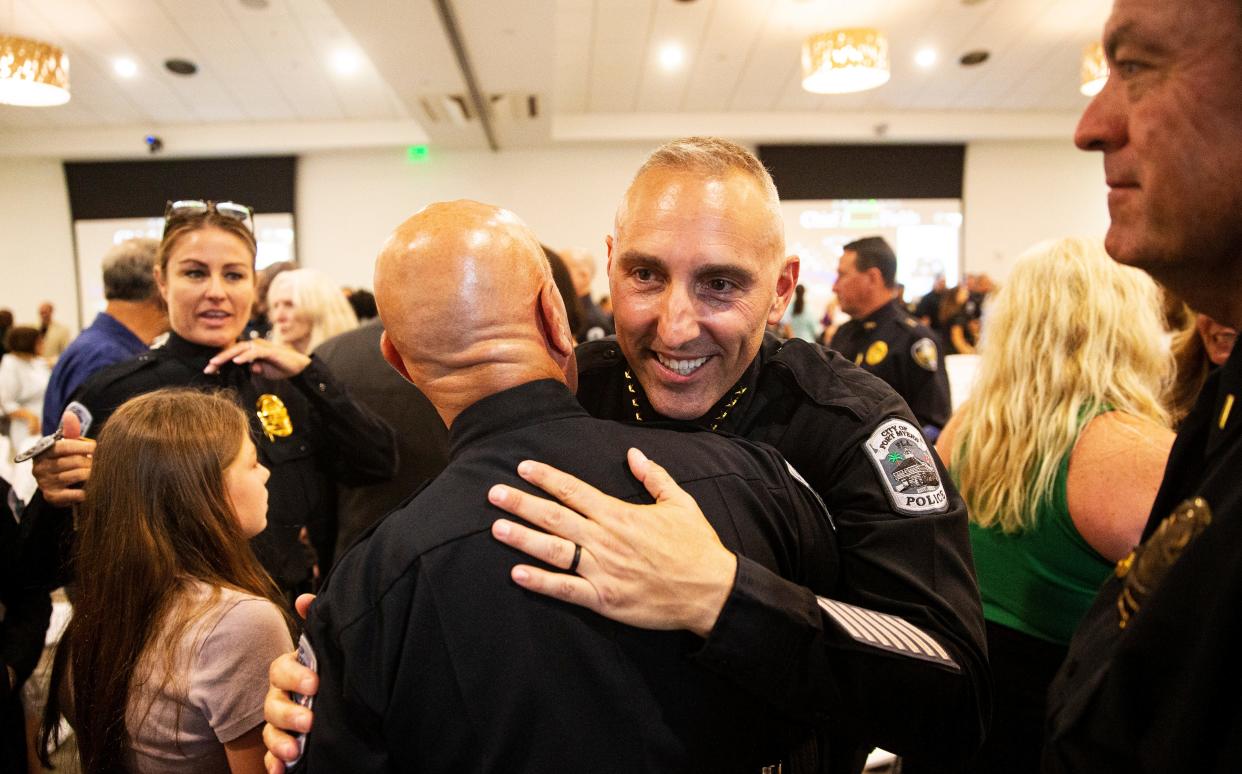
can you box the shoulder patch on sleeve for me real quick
[863,418,948,515]
[911,337,939,372]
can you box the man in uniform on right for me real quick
[1045,0,1242,770]
[828,236,951,439]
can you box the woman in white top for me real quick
[0,326,51,454]
[41,389,294,774]
[266,268,358,354]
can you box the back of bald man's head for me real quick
[374,200,574,389]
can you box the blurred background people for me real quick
[42,238,168,435]
[344,288,377,322]
[781,284,820,342]
[40,389,294,773]
[0,310,12,358]
[1,327,50,456]
[29,200,394,599]
[829,236,951,437]
[563,247,613,340]
[266,268,359,355]
[936,237,1174,774]
[244,260,294,341]
[542,245,586,343]
[35,303,70,362]
[938,284,979,355]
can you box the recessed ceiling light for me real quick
[658,42,685,72]
[959,50,990,67]
[331,49,362,76]
[915,48,937,68]
[164,58,198,76]
[113,58,138,78]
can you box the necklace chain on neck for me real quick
[622,369,748,431]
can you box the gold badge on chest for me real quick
[256,394,293,442]
[865,340,889,366]
[1114,497,1212,629]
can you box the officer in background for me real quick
[828,236,951,439]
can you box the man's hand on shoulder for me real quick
[489,448,738,638]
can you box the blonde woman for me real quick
[267,268,358,354]
[936,237,1174,774]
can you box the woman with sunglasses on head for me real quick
[29,201,396,597]
[40,389,295,774]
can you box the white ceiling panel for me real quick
[0,0,1117,155]
[588,0,656,113]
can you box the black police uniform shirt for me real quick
[33,331,397,592]
[574,334,989,771]
[828,301,951,434]
[301,379,841,773]
[1045,343,1242,774]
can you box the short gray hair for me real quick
[633,136,781,203]
[102,238,160,301]
[624,137,784,254]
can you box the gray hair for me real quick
[102,238,160,301]
[622,137,784,254]
[633,136,781,203]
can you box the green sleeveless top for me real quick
[962,416,1115,645]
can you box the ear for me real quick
[539,282,576,364]
[379,331,415,385]
[154,264,170,304]
[767,255,800,325]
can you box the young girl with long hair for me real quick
[41,388,294,773]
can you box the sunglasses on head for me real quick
[163,199,255,234]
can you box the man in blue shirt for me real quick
[41,239,168,433]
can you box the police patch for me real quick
[865,340,889,366]
[863,418,948,515]
[911,337,938,372]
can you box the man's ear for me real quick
[539,282,575,362]
[768,255,800,325]
[379,331,415,384]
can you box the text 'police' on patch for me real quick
[862,418,948,516]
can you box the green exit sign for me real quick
[406,144,430,162]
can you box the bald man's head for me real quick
[374,200,577,421]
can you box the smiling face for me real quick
[607,168,797,420]
[267,284,312,353]
[157,226,256,348]
[1074,0,1242,306]
[222,434,270,539]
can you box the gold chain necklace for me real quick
[622,369,748,431]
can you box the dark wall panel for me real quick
[757,144,965,200]
[63,156,296,220]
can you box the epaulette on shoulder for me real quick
[768,338,902,420]
[903,317,918,328]
[77,350,162,396]
[575,336,623,375]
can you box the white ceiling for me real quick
[0,0,1111,157]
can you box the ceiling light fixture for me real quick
[914,47,937,69]
[1080,41,1108,96]
[0,34,70,106]
[801,28,890,94]
[658,42,685,72]
[331,49,362,76]
[113,57,138,79]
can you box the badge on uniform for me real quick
[1115,496,1212,629]
[863,418,948,515]
[911,338,939,372]
[256,394,293,441]
[865,340,889,366]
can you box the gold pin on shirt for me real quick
[1220,394,1235,430]
[256,394,293,441]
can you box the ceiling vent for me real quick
[418,92,540,126]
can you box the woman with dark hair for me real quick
[41,389,294,773]
[1,325,50,454]
[782,284,819,342]
[31,200,395,595]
